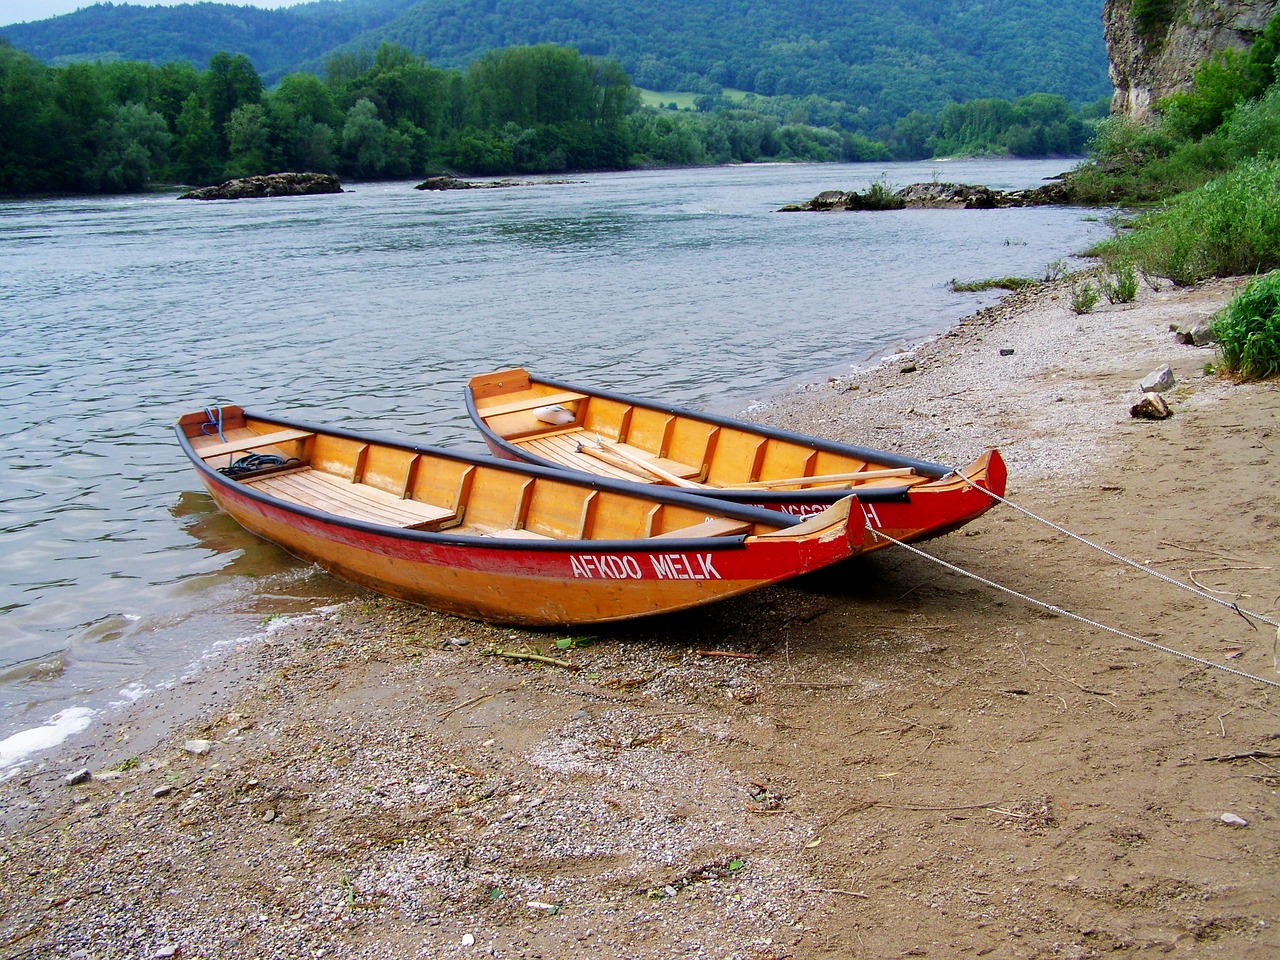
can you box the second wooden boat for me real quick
[466,368,1006,549]
[176,406,865,627]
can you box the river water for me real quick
[0,159,1110,768]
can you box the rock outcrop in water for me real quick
[179,173,343,201]
[779,180,1071,212]
[1103,0,1280,122]
[415,175,582,190]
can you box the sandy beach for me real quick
[2,274,1278,960]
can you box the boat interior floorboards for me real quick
[244,468,457,529]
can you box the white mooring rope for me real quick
[953,472,1280,631]
[868,522,1280,691]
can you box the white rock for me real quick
[183,739,212,756]
[1221,812,1249,827]
[460,933,475,947]
[1138,364,1175,393]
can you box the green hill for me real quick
[3,0,1110,132]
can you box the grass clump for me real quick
[1100,261,1139,303]
[1091,158,1280,285]
[1213,270,1280,379]
[1070,278,1100,314]
[949,276,1037,293]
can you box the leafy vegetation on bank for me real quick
[1073,12,1280,377]
[1080,12,1280,279]
[1213,270,1280,380]
[3,0,1112,134]
[1092,160,1280,284]
[1070,13,1280,203]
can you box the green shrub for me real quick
[1222,84,1280,160]
[1213,270,1280,379]
[1101,261,1139,303]
[1092,158,1280,285]
[1070,279,1100,314]
[1131,0,1182,40]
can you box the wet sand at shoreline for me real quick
[2,275,1278,959]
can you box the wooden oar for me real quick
[577,443,661,482]
[736,467,918,490]
[577,440,704,489]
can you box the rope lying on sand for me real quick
[953,471,1279,631]
[875,482,1280,691]
[870,522,1280,690]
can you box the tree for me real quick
[202,51,262,146]
[340,98,387,178]
[0,44,57,192]
[172,92,220,185]
[224,102,272,177]
[90,101,171,191]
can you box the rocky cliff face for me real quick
[1104,0,1280,121]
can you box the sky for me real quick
[1,0,312,28]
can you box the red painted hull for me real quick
[199,477,862,626]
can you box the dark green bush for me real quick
[1213,270,1280,379]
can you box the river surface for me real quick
[0,159,1111,768]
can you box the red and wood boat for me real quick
[466,368,1006,550]
[176,406,866,626]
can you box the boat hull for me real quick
[177,408,864,627]
[199,477,860,626]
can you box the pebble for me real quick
[154,946,179,958]
[64,768,91,786]
[263,808,277,822]
[184,739,213,756]
[1221,812,1249,827]
[460,933,475,947]
[153,785,173,798]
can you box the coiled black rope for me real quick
[218,453,299,478]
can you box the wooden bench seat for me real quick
[475,391,588,419]
[196,428,314,460]
[244,468,457,530]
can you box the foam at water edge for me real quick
[0,706,96,773]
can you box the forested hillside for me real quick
[4,0,1110,131]
[2,0,418,79]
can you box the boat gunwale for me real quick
[464,369,961,505]
[175,410,830,554]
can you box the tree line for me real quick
[4,0,1111,134]
[0,38,1105,196]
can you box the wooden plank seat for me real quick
[244,468,457,529]
[196,428,314,460]
[475,391,588,419]
[652,517,751,539]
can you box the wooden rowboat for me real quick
[466,368,1006,549]
[176,406,866,626]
